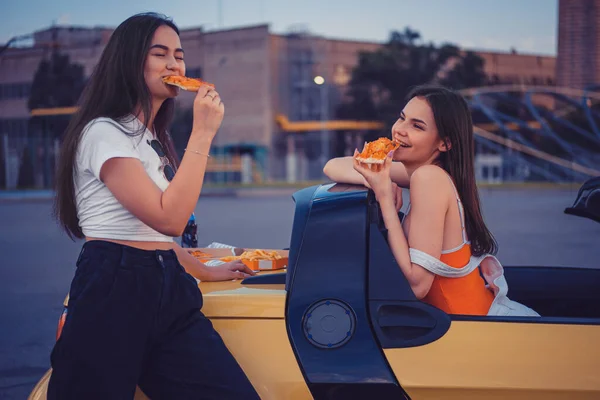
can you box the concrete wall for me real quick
[477,51,556,85]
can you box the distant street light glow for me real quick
[314,75,325,85]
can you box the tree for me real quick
[28,51,86,140]
[23,52,86,188]
[440,51,487,90]
[28,52,85,111]
[335,28,487,143]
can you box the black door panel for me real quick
[285,185,410,399]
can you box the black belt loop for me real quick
[118,244,128,268]
[76,245,86,267]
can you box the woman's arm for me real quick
[354,160,448,299]
[171,243,255,281]
[324,154,411,188]
[323,156,369,186]
[100,86,222,237]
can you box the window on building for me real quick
[0,118,29,135]
[0,82,32,101]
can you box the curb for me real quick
[0,191,55,203]
[0,188,301,203]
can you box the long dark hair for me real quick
[55,13,180,240]
[407,85,498,256]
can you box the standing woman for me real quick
[49,13,259,399]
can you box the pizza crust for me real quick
[165,80,198,91]
[162,76,214,92]
[354,157,385,164]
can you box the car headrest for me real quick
[564,177,600,224]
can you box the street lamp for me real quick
[314,76,329,170]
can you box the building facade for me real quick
[557,0,600,89]
[1,22,559,187]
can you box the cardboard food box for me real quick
[188,248,289,271]
[188,248,235,261]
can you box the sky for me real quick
[2,0,558,55]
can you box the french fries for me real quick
[220,249,283,263]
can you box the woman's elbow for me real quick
[323,157,348,180]
[411,282,432,300]
[158,226,184,238]
[154,218,186,237]
[165,226,185,238]
[323,159,335,178]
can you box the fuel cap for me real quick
[303,299,356,349]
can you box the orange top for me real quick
[422,243,494,315]
[405,173,494,316]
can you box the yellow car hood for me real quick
[199,272,286,319]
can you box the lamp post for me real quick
[314,75,329,170]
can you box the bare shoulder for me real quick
[408,166,451,221]
[410,165,449,187]
[409,165,453,205]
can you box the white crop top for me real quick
[74,115,173,242]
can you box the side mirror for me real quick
[564,177,600,224]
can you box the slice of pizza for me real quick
[162,76,215,91]
[354,137,400,164]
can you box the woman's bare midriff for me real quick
[85,237,176,251]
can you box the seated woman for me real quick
[324,85,538,317]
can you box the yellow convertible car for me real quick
[30,179,600,399]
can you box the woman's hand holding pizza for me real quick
[191,85,224,142]
[353,149,396,204]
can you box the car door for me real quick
[381,318,600,399]
[370,231,600,399]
